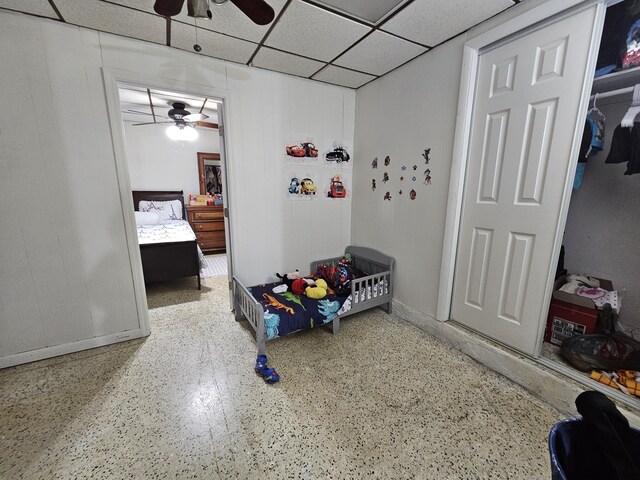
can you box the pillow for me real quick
[138,200,183,220]
[134,211,159,226]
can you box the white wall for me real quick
[563,98,640,330]
[124,122,220,202]
[351,36,465,318]
[0,10,354,366]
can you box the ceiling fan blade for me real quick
[184,112,209,122]
[132,121,174,126]
[124,110,155,116]
[154,0,185,17]
[229,0,275,25]
[195,121,219,129]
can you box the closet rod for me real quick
[590,86,634,100]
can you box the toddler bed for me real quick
[233,246,395,355]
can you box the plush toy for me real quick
[305,278,328,300]
[276,270,301,289]
[291,278,308,295]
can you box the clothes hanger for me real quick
[621,84,640,128]
[587,93,605,120]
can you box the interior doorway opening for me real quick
[102,70,235,335]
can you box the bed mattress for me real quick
[136,220,196,245]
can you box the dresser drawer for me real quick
[196,231,225,244]
[193,221,224,232]
[193,210,223,221]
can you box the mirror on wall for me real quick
[197,152,222,195]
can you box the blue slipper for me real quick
[261,368,280,384]
[255,355,268,374]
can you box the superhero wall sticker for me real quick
[371,149,434,201]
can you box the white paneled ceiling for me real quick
[382,0,514,47]
[1,0,519,89]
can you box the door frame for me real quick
[437,0,607,353]
[101,67,236,334]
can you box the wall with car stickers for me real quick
[351,35,465,319]
[0,10,355,366]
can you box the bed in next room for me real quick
[133,190,203,289]
[233,246,395,356]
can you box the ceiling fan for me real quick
[153,0,275,25]
[128,102,217,140]
[129,102,213,127]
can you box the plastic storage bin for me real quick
[549,417,640,480]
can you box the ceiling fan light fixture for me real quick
[166,124,198,141]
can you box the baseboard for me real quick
[0,329,149,369]
[392,299,640,427]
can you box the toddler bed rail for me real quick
[233,246,394,356]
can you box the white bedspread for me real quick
[136,220,196,245]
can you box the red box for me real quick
[544,298,598,346]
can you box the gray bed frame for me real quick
[233,246,395,356]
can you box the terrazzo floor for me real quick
[0,276,564,479]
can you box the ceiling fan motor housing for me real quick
[168,102,190,120]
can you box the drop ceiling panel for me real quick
[312,65,375,89]
[313,0,406,24]
[0,0,58,19]
[173,0,288,43]
[252,47,326,78]
[54,0,166,44]
[334,30,427,76]
[170,20,257,64]
[265,0,371,62]
[382,0,513,47]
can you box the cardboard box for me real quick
[551,275,614,309]
[544,275,613,346]
[545,299,598,346]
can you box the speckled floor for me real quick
[0,276,564,479]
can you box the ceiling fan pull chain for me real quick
[193,17,202,52]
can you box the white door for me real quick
[451,5,599,355]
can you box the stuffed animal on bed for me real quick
[305,279,328,300]
[276,270,301,289]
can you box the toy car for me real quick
[325,147,350,163]
[288,177,300,194]
[328,176,346,198]
[286,145,306,157]
[300,178,316,195]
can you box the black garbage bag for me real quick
[560,333,640,372]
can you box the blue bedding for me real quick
[248,282,350,339]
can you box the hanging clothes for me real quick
[574,105,607,189]
[605,124,640,175]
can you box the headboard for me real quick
[132,190,186,218]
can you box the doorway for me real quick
[102,69,235,332]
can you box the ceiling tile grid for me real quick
[0,0,58,19]
[54,0,166,45]
[334,30,428,76]
[170,19,257,63]
[252,46,326,78]
[0,0,519,89]
[381,0,514,47]
[264,0,371,62]
[311,0,406,24]
[312,65,376,89]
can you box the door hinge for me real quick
[218,124,224,136]
[224,207,229,218]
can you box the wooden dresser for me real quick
[185,205,226,253]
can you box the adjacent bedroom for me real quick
[118,83,229,293]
